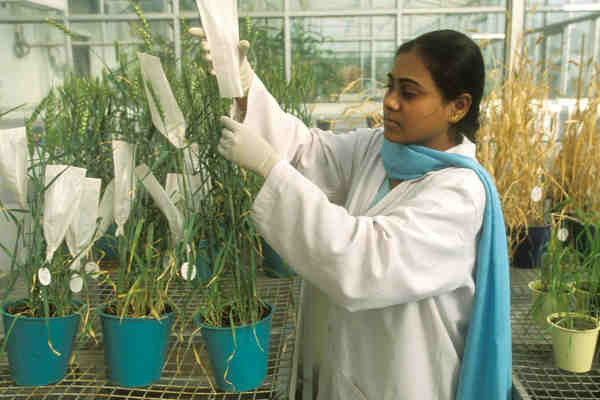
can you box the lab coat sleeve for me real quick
[242,76,369,205]
[252,161,485,312]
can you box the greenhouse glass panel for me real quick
[290,0,361,11]
[526,10,599,29]
[239,0,284,11]
[565,18,597,97]
[527,0,574,6]
[525,8,599,98]
[243,18,285,68]
[105,0,166,14]
[68,21,166,78]
[291,16,393,102]
[403,0,506,8]
[291,16,395,42]
[180,0,195,11]
[405,13,505,38]
[0,5,66,116]
[372,0,396,7]
[478,38,505,95]
[1,1,63,17]
[523,31,562,95]
[372,16,397,39]
[375,40,396,84]
[68,0,101,14]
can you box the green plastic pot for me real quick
[548,312,600,373]
[193,303,274,392]
[1,299,84,386]
[98,305,175,387]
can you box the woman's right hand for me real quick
[188,27,254,98]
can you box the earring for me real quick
[450,113,461,123]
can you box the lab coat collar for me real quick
[363,132,476,216]
[445,136,476,158]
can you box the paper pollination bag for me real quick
[43,165,87,263]
[194,0,243,98]
[0,127,29,276]
[112,140,136,237]
[66,177,101,271]
[165,172,208,212]
[138,52,186,149]
[0,127,28,209]
[135,164,184,243]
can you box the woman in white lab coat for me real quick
[191,28,511,400]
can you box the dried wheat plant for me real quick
[550,42,600,219]
[477,41,561,258]
[337,77,385,130]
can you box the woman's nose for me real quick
[383,91,401,111]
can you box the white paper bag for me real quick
[138,52,186,149]
[0,127,28,209]
[95,179,115,242]
[43,165,87,263]
[135,164,184,242]
[166,173,208,212]
[66,177,101,271]
[0,208,24,277]
[195,0,243,98]
[112,140,136,237]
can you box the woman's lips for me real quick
[384,118,400,128]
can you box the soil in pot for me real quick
[197,302,271,327]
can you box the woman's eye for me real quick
[402,91,416,99]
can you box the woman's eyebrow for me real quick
[387,73,423,88]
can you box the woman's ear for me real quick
[449,93,472,123]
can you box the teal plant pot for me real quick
[261,238,296,278]
[193,303,274,392]
[1,299,83,386]
[98,305,175,387]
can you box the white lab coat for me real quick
[244,77,486,400]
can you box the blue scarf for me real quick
[381,138,512,400]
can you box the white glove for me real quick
[188,27,254,97]
[218,116,281,178]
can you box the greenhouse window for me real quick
[22,0,66,11]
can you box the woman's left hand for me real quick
[218,116,282,178]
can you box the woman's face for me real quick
[383,49,458,151]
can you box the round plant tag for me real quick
[530,186,543,202]
[557,228,569,242]
[70,273,83,293]
[38,267,51,286]
[181,262,197,281]
[84,261,100,277]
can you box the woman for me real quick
[191,28,511,400]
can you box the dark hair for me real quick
[395,30,485,143]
